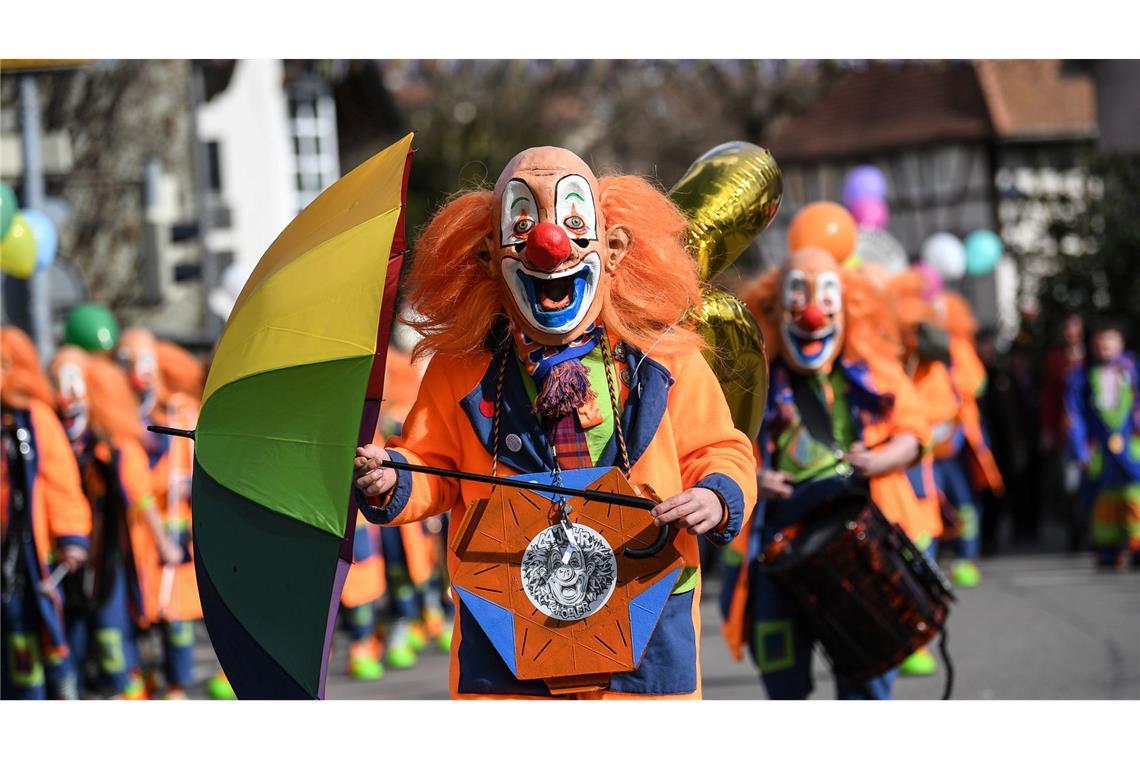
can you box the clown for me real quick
[1,327,92,699]
[47,348,182,699]
[352,146,756,699]
[720,246,931,700]
[115,328,205,698]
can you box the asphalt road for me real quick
[183,553,1139,700]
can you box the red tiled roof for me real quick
[975,59,1096,139]
[766,60,1096,162]
[766,61,993,162]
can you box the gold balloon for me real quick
[669,141,783,281]
[693,288,768,441]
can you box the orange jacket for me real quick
[1,399,93,569]
[366,336,757,698]
[950,337,1005,495]
[140,393,203,623]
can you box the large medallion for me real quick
[521,522,617,621]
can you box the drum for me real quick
[760,489,955,683]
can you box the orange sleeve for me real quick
[950,337,986,400]
[117,437,157,513]
[887,364,933,451]
[369,354,470,525]
[666,348,759,543]
[30,400,92,544]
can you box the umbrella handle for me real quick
[148,425,195,440]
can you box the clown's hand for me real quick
[846,435,919,479]
[650,487,727,536]
[354,445,397,500]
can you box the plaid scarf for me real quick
[511,322,600,470]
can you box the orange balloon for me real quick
[787,201,857,263]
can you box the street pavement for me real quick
[183,552,1139,700]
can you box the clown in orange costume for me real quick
[47,348,182,699]
[352,147,756,699]
[115,328,204,697]
[721,243,931,700]
[1,327,93,699]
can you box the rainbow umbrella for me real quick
[182,133,413,699]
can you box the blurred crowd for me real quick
[0,306,454,699]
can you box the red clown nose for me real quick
[525,221,572,272]
[797,303,827,333]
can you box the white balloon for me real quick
[920,232,967,281]
[854,228,908,274]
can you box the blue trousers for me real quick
[379,527,421,620]
[67,566,140,695]
[1,576,78,700]
[160,620,195,688]
[934,457,981,560]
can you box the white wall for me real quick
[196,59,296,273]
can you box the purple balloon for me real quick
[843,165,889,205]
[848,197,889,230]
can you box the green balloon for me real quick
[64,302,120,352]
[0,182,17,240]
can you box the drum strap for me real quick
[790,373,840,453]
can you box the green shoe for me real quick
[899,648,938,677]
[407,623,427,653]
[348,654,385,681]
[437,625,453,652]
[385,644,418,669]
[206,673,237,701]
[951,559,981,588]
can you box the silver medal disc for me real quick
[521,522,617,621]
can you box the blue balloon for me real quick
[21,207,58,271]
[843,165,889,206]
[964,229,1003,276]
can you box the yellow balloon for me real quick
[669,141,783,281]
[693,288,769,441]
[0,214,37,279]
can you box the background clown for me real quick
[721,203,931,700]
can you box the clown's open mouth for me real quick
[782,322,838,368]
[502,253,601,334]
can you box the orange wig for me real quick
[155,340,205,402]
[738,266,900,376]
[402,175,703,361]
[887,270,941,340]
[0,326,54,410]
[85,355,145,444]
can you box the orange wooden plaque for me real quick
[450,467,684,689]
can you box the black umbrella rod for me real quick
[378,459,656,511]
[147,425,196,440]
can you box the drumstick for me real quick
[158,565,175,619]
[39,564,70,594]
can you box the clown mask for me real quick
[49,347,90,442]
[485,147,629,346]
[116,327,158,417]
[778,248,845,374]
